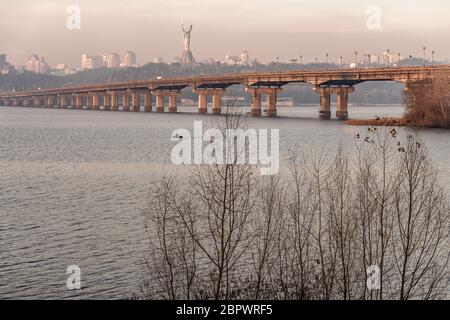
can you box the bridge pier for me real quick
[91,94,99,110]
[246,87,282,117]
[143,92,152,112]
[46,95,54,108]
[315,87,331,119]
[265,91,278,117]
[250,89,261,116]
[194,89,224,114]
[122,93,130,111]
[131,91,140,112]
[33,96,40,108]
[154,92,165,112]
[110,92,118,111]
[211,90,224,114]
[168,93,178,113]
[85,95,92,110]
[73,95,82,109]
[195,91,207,114]
[103,93,110,111]
[333,87,354,120]
[58,96,67,109]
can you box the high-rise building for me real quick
[81,54,104,70]
[0,54,7,66]
[0,54,14,74]
[25,55,50,74]
[103,53,121,68]
[240,50,250,66]
[224,51,250,66]
[382,51,395,66]
[363,53,379,65]
[123,51,137,67]
[224,55,240,66]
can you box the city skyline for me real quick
[1,0,450,67]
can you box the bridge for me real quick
[1,66,449,119]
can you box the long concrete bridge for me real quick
[1,66,449,119]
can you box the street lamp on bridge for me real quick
[423,46,427,67]
[387,49,391,68]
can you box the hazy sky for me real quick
[1,0,450,67]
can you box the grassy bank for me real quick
[346,117,409,127]
[347,117,449,128]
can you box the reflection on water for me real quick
[0,105,448,299]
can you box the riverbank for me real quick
[346,117,409,127]
[347,117,450,128]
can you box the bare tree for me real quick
[251,175,285,299]
[393,134,450,299]
[354,128,404,300]
[140,175,197,299]
[404,72,450,128]
[140,120,449,301]
[325,148,359,299]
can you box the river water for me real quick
[0,105,449,299]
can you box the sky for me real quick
[1,0,450,67]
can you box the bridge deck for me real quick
[1,66,449,98]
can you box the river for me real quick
[0,105,448,299]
